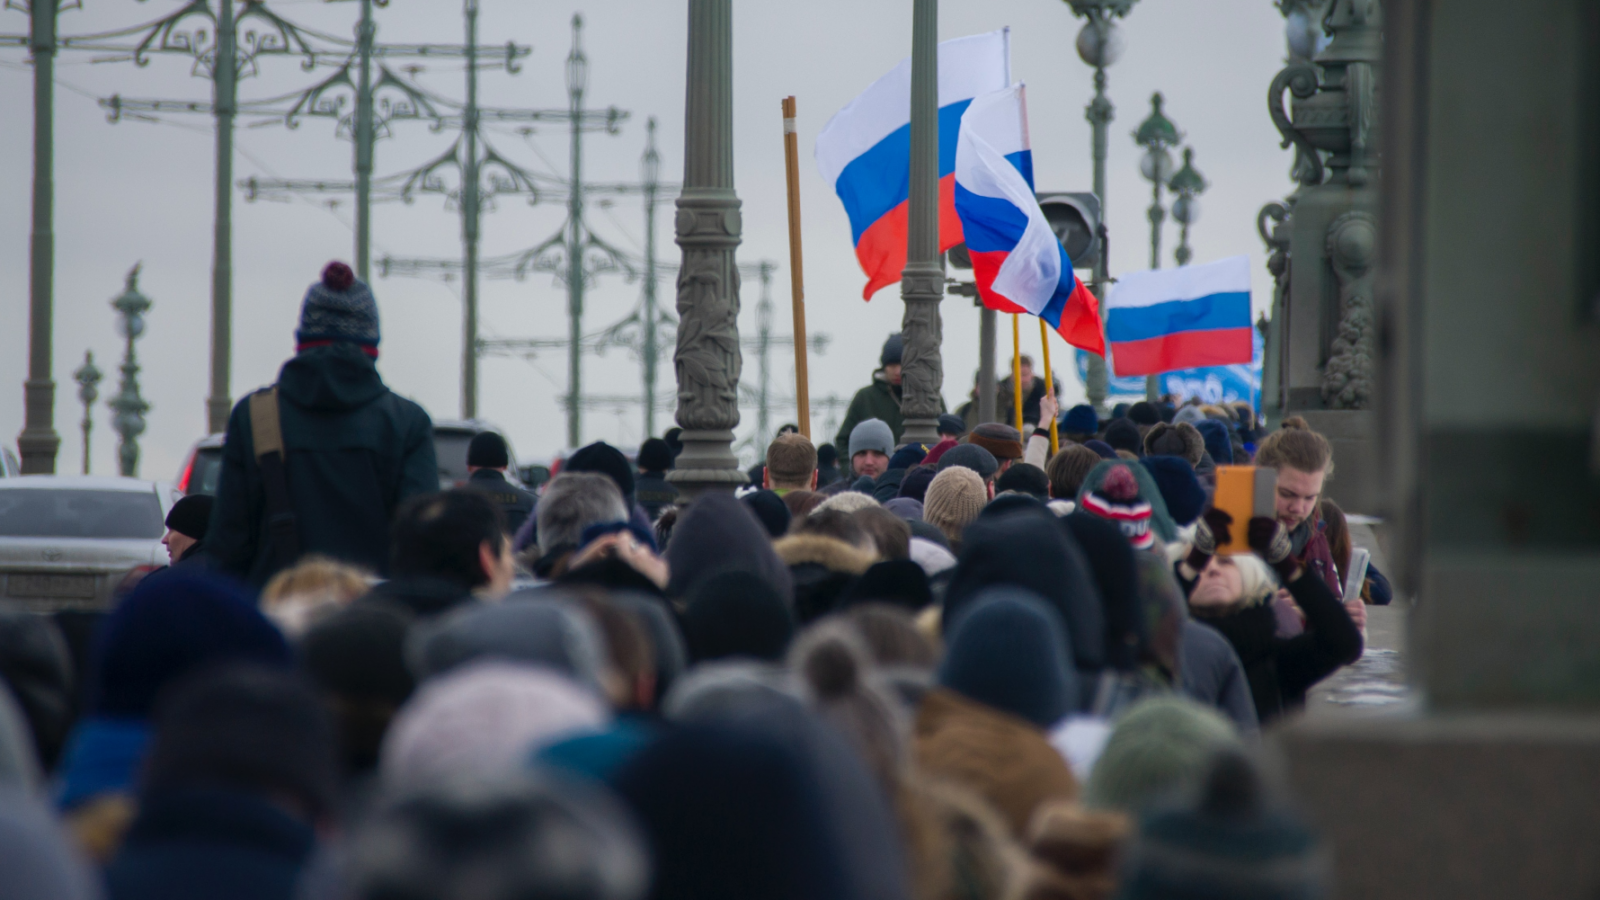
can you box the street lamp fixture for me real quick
[1065,0,1140,413]
[1169,147,1208,267]
[72,351,102,475]
[109,265,152,478]
[1134,92,1182,270]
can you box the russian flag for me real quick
[816,30,1010,301]
[952,85,1105,355]
[1106,256,1254,376]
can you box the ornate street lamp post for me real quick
[1169,147,1208,267]
[72,351,101,475]
[109,266,151,478]
[1066,0,1138,413]
[897,0,943,445]
[1133,91,1180,400]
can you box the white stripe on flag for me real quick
[1108,255,1252,310]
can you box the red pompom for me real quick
[322,261,355,291]
[1102,465,1139,501]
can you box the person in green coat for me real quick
[836,333,912,450]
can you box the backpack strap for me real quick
[248,387,302,571]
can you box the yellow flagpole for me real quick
[1039,318,1059,457]
[1011,315,1024,431]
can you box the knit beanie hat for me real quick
[936,413,968,437]
[789,620,908,791]
[665,493,794,603]
[1105,419,1143,455]
[406,596,611,693]
[297,261,380,349]
[968,423,1024,461]
[1195,419,1235,465]
[897,465,938,502]
[143,664,338,816]
[1079,465,1154,550]
[741,489,792,538]
[1061,404,1099,435]
[1127,401,1162,426]
[1172,405,1208,426]
[881,497,923,521]
[839,559,933,612]
[1084,440,1117,460]
[887,443,928,471]
[1111,403,1131,420]
[939,587,1077,728]
[466,431,510,469]
[1118,750,1329,900]
[565,441,636,506]
[1079,459,1179,545]
[814,490,880,516]
[1140,456,1206,526]
[92,568,290,718]
[848,419,895,460]
[994,462,1049,499]
[163,494,213,541]
[381,661,609,791]
[1144,421,1205,466]
[937,443,1000,481]
[638,437,674,473]
[923,467,987,545]
[1084,695,1241,813]
[880,332,904,366]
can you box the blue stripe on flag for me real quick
[1104,291,1251,344]
[951,151,1035,252]
[835,100,972,244]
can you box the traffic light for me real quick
[945,191,1102,272]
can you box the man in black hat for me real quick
[634,437,679,521]
[464,431,537,534]
[162,494,214,566]
[834,332,909,451]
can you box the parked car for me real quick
[432,419,523,490]
[0,475,179,612]
[175,433,226,495]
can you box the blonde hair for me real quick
[261,555,372,636]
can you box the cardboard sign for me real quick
[1213,465,1277,554]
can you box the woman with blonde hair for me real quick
[260,556,372,636]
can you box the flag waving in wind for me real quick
[953,85,1105,355]
[1106,256,1253,376]
[816,30,1011,301]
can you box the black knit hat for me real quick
[681,568,797,664]
[638,438,674,473]
[164,494,214,540]
[143,664,338,816]
[1128,401,1162,426]
[840,559,932,612]
[466,431,510,469]
[565,441,635,506]
[1105,418,1144,455]
[880,332,904,366]
[741,490,792,538]
[297,261,379,347]
[936,413,967,437]
[994,462,1049,499]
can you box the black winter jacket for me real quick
[206,344,437,587]
[1179,564,1363,723]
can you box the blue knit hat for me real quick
[92,569,290,718]
[887,443,928,471]
[939,587,1077,728]
[1195,419,1234,465]
[880,332,904,366]
[1141,456,1206,526]
[297,261,379,348]
[1061,404,1098,435]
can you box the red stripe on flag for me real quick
[1056,278,1105,356]
[854,175,964,301]
[1109,327,1254,377]
[967,249,1029,314]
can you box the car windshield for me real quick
[434,431,475,488]
[0,489,164,539]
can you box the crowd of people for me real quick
[0,276,1385,899]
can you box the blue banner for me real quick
[1076,327,1263,411]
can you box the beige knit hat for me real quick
[923,466,987,545]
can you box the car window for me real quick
[0,489,165,539]
[434,431,475,488]
[190,448,225,496]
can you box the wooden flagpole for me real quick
[781,96,812,439]
[1039,318,1059,457]
[1012,314,1024,432]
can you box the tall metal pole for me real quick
[666,0,745,498]
[1135,90,1178,401]
[977,306,997,424]
[353,0,374,281]
[641,117,660,438]
[565,14,587,448]
[460,0,480,420]
[206,0,237,435]
[755,262,773,452]
[897,0,944,446]
[18,0,60,472]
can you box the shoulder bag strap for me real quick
[248,386,302,570]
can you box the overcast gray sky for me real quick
[0,0,1292,478]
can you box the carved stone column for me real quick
[898,0,943,446]
[666,0,745,499]
[1321,211,1376,408]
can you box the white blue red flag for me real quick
[1106,256,1253,376]
[952,85,1105,355]
[815,30,1010,300]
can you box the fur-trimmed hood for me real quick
[1143,422,1205,466]
[773,534,877,575]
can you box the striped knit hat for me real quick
[1080,464,1153,550]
